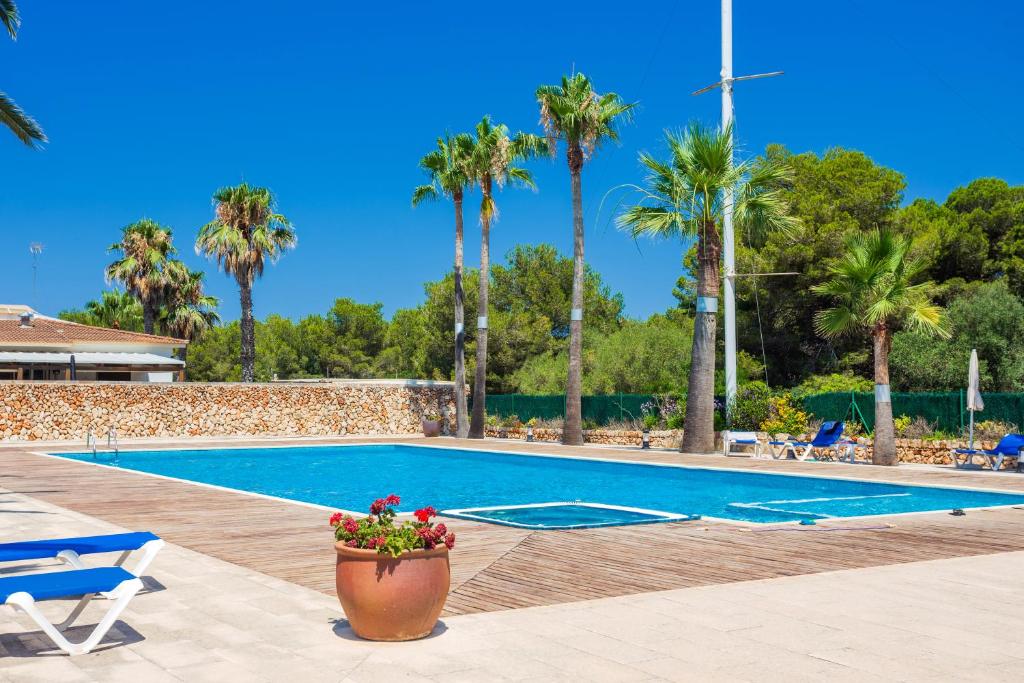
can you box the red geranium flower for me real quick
[345,539,358,548]
[414,506,437,523]
[444,532,456,549]
[369,498,386,515]
[434,523,447,537]
[329,512,343,527]
[342,517,359,534]
[384,494,401,506]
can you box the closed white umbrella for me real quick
[967,349,984,450]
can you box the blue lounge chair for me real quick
[1,567,143,655]
[0,532,164,577]
[770,421,847,461]
[952,434,1024,471]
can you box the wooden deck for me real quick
[3,437,1024,616]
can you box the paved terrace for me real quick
[1,482,1023,680]
[2,437,1024,618]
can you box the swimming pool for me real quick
[47,444,1024,525]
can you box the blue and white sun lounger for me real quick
[0,532,164,576]
[1,567,143,655]
[770,421,847,461]
[952,434,1024,471]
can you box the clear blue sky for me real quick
[2,1,1021,322]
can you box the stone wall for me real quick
[485,427,1014,467]
[0,380,455,441]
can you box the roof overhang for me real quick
[0,351,184,367]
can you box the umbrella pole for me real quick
[969,410,975,451]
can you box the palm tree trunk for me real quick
[238,275,256,383]
[142,300,156,336]
[681,224,722,454]
[468,179,492,439]
[563,149,585,446]
[872,323,897,465]
[453,192,469,438]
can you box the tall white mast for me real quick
[693,0,782,416]
[721,0,737,417]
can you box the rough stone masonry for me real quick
[0,380,455,441]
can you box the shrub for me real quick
[729,382,771,430]
[330,495,454,557]
[666,413,685,430]
[760,395,809,436]
[791,373,873,401]
[582,418,599,431]
[642,413,659,430]
[970,420,1019,441]
[895,415,937,439]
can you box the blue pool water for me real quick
[50,444,1024,524]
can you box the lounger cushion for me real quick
[0,567,134,603]
[0,532,159,563]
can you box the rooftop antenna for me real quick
[29,242,44,311]
[692,0,785,416]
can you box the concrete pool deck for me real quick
[2,486,1024,681]
[2,436,1024,679]
[4,437,1024,614]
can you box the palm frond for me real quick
[1,0,19,39]
[0,90,46,148]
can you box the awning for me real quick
[0,351,184,366]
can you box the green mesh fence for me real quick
[477,394,654,425]
[802,391,1024,433]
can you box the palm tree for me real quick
[618,123,797,453]
[812,229,948,465]
[465,116,546,438]
[196,183,295,382]
[61,289,143,331]
[412,133,475,437]
[536,72,635,446]
[105,219,176,335]
[1,1,46,147]
[161,262,220,348]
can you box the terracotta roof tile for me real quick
[0,317,186,347]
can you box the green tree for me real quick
[536,72,635,446]
[186,322,242,382]
[465,116,545,438]
[105,219,177,335]
[734,146,906,384]
[890,280,1024,392]
[812,230,949,465]
[376,308,428,379]
[619,123,797,454]
[944,178,1024,296]
[412,133,475,436]
[196,183,295,382]
[0,2,45,148]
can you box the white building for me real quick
[0,305,186,382]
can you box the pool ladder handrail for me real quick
[86,429,97,456]
[106,426,119,455]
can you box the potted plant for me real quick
[421,413,443,437]
[331,495,454,641]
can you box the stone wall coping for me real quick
[0,378,455,388]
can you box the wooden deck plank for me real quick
[2,437,1024,616]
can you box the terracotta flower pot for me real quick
[334,543,450,641]
[421,419,442,437]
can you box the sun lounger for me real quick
[952,434,1024,471]
[1,567,143,655]
[721,430,767,457]
[769,421,846,461]
[0,532,164,576]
